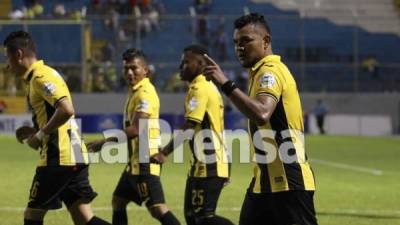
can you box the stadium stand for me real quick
[1,0,400,92]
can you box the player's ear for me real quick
[263,34,271,50]
[16,49,24,63]
[144,65,151,77]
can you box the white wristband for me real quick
[35,130,46,141]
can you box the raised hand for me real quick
[86,139,106,153]
[203,54,229,86]
[150,152,168,164]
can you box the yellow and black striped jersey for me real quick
[184,75,230,178]
[247,55,315,193]
[123,77,161,176]
[23,60,88,167]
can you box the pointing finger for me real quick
[203,54,218,66]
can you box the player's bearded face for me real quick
[123,58,148,86]
[234,24,268,68]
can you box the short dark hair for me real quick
[183,44,209,56]
[234,13,271,34]
[3,30,36,54]
[122,48,147,61]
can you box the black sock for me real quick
[160,211,181,225]
[87,216,112,225]
[24,219,43,225]
[199,215,234,225]
[184,215,196,225]
[112,209,128,225]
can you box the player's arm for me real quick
[87,112,149,152]
[163,119,197,155]
[27,97,74,150]
[227,90,277,125]
[203,54,277,125]
[150,119,197,164]
[124,111,149,139]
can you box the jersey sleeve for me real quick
[184,87,208,123]
[33,74,69,107]
[134,90,154,115]
[253,69,283,102]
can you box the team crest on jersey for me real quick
[138,100,149,111]
[260,73,276,88]
[188,97,198,111]
[43,82,56,96]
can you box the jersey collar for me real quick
[132,77,150,91]
[251,55,281,72]
[189,74,206,86]
[23,60,44,81]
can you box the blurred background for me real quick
[0,0,400,135]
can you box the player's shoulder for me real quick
[32,65,63,83]
[137,82,159,100]
[190,79,215,94]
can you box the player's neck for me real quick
[22,57,38,71]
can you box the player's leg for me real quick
[112,195,130,225]
[24,167,69,225]
[183,177,196,225]
[148,204,180,225]
[68,200,111,225]
[239,184,274,225]
[61,166,111,225]
[191,177,233,225]
[271,191,318,225]
[144,176,180,225]
[24,208,47,225]
[111,172,141,225]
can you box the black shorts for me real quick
[184,177,226,218]
[239,190,318,225]
[27,166,97,210]
[113,171,165,208]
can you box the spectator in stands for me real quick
[92,68,110,92]
[362,55,380,79]
[26,0,44,19]
[196,15,210,47]
[0,99,7,114]
[53,3,67,18]
[314,99,329,134]
[88,0,105,15]
[9,8,25,20]
[164,72,186,92]
[194,0,212,14]
[212,17,228,61]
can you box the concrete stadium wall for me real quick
[72,93,400,133]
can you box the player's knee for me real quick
[148,204,168,220]
[197,215,234,225]
[112,195,128,210]
[24,208,47,221]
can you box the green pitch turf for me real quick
[0,134,399,225]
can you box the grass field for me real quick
[1,134,400,225]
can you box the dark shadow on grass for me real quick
[317,211,400,220]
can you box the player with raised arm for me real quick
[202,13,318,225]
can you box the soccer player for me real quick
[202,13,318,225]
[4,30,111,225]
[151,45,233,225]
[87,48,181,225]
